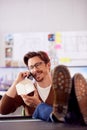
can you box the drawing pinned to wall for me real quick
[54,44,61,50]
[5,60,11,67]
[59,57,71,63]
[5,34,14,45]
[5,47,13,58]
[55,32,62,44]
[48,34,55,42]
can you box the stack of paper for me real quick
[16,78,35,95]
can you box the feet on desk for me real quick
[51,65,72,122]
[73,73,87,125]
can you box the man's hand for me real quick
[21,89,41,107]
[6,71,31,98]
[15,71,30,84]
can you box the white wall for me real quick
[0,0,87,33]
[0,0,87,66]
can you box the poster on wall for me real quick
[12,32,87,68]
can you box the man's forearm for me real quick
[6,80,18,98]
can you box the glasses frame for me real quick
[28,61,44,71]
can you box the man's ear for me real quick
[47,62,51,71]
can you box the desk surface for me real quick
[0,119,87,130]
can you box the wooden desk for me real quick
[0,118,87,130]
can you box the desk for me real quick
[0,119,87,130]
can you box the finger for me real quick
[34,88,38,97]
[21,94,27,98]
[23,71,30,78]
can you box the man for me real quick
[0,51,87,125]
[0,51,53,116]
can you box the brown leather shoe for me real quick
[52,65,72,122]
[73,73,87,125]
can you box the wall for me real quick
[0,0,87,66]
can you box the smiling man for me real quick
[0,51,53,116]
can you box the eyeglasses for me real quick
[29,61,44,71]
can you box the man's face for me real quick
[28,56,50,82]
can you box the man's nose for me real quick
[32,66,38,72]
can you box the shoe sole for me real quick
[74,73,87,125]
[52,65,72,121]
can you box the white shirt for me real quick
[36,84,51,102]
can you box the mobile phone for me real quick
[27,72,33,80]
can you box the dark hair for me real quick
[23,51,50,66]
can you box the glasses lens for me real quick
[29,62,44,71]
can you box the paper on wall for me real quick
[16,78,35,95]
